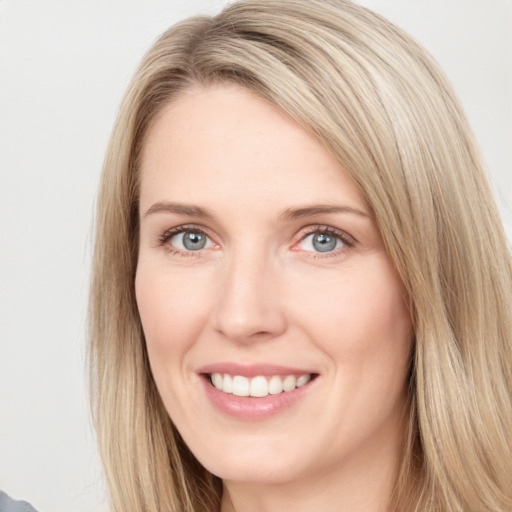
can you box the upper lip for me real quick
[197,362,317,378]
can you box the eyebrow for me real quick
[143,201,371,220]
[279,204,371,220]
[143,201,212,218]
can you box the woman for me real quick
[88,0,512,510]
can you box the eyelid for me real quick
[156,223,356,257]
[158,224,217,254]
[293,225,356,254]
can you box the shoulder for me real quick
[0,492,38,512]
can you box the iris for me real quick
[182,231,207,250]
[312,233,338,252]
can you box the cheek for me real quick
[134,265,211,365]
[299,263,413,447]
[292,258,412,379]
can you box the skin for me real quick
[136,84,414,512]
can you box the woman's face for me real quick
[136,84,413,486]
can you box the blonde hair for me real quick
[88,1,512,510]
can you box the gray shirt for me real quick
[0,492,37,512]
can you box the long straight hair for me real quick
[89,1,512,510]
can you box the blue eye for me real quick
[299,231,344,253]
[170,230,213,251]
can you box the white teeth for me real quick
[210,373,312,397]
[223,373,233,393]
[212,373,223,390]
[296,374,311,387]
[232,375,250,396]
[250,376,268,397]
[268,375,283,395]
[282,375,296,392]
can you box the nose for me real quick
[212,248,287,343]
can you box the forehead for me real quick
[138,84,366,214]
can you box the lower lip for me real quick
[201,376,316,421]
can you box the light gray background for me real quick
[0,1,510,511]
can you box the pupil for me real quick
[313,233,337,252]
[183,232,206,250]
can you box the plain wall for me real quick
[0,1,510,511]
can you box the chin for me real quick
[207,458,300,485]
[189,435,307,485]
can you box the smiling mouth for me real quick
[206,373,317,397]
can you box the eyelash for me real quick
[297,225,355,259]
[158,224,212,257]
[157,224,356,258]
